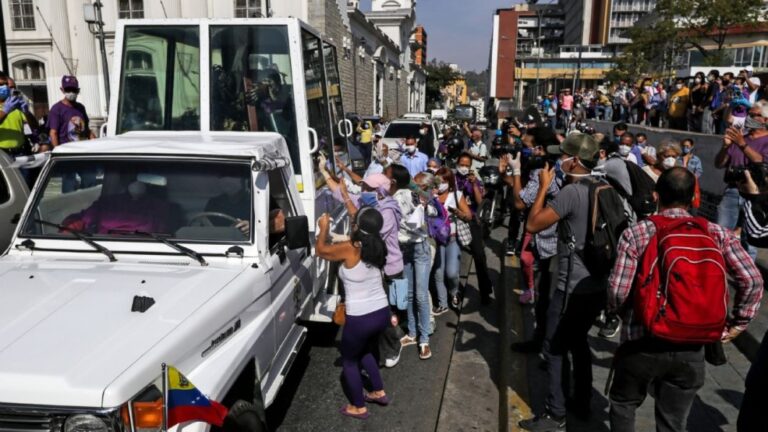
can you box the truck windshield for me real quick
[116,26,201,134]
[384,123,422,139]
[21,159,253,244]
[209,25,301,174]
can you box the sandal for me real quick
[339,405,369,420]
[364,392,391,406]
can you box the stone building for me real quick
[0,0,426,128]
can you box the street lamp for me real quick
[84,1,110,109]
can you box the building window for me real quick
[119,0,144,19]
[10,0,35,30]
[234,0,265,18]
[11,59,48,118]
[12,59,45,81]
[126,50,153,71]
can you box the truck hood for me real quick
[0,260,245,407]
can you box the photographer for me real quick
[714,101,768,259]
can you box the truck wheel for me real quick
[220,400,267,432]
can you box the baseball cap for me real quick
[547,133,599,162]
[61,75,79,89]
[362,173,391,192]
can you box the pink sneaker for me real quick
[518,289,535,305]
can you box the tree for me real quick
[464,70,489,98]
[610,0,766,78]
[425,60,461,110]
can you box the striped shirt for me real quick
[519,169,560,259]
[608,208,764,343]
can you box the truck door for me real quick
[0,152,29,253]
[322,41,354,171]
[266,168,312,346]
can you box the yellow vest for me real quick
[0,110,26,150]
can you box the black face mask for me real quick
[722,80,731,86]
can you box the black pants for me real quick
[668,116,688,131]
[467,220,493,297]
[738,330,768,431]
[532,257,554,344]
[609,339,706,432]
[543,289,605,417]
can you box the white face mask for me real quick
[619,145,632,157]
[662,157,677,169]
[405,145,417,154]
[676,84,684,90]
[694,78,701,84]
[437,183,449,193]
[456,166,470,176]
[64,92,78,102]
[420,128,428,136]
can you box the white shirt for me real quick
[467,141,487,171]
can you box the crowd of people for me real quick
[544,66,768,136]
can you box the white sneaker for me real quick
[400,335,417,347]
[384,344,402,368]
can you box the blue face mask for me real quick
[0,85,9,100]
[360,192,378,207]
[521,147,533,158]
[682,147,691,155]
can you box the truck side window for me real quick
[0,170,10,204]
[267,169,296,252]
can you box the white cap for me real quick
[746,65,754,72]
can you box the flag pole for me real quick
[161,363,168,432]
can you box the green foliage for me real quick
[464,70,489,98]
[425,60,461,109]
[610,0,766,78]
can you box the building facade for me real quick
[0,0,426,130]
[412,25,427,67]
[559,0,656,48]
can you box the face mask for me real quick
[618,145,632,156]
[662,157,677,169]
[377,156,389,164]
[695,78,701,84]
[456,166,470,176]
[682,147,692,155]
[437,183,449,193]
[428,167,438,174]
[64,92,78,102]
[420,128,428,136]
[360,192,378,207]
[0,85,9,100]
[405,145,417,154]
[723,80,730,86]
[676,84,683,90]
[745,116,766,131]
[708,75,715,82]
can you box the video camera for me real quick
[725,163,768,190]
[574,122,596,135]
[490,135,520,159]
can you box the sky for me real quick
[360,0,557,73]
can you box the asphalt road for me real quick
[266,302,461,431]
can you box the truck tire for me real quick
[219,400,267,432]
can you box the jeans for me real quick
[62,170,98,193]
[702,108,714,134]
[561,110,572,131]
[599,106,613,121]
[547,115,556,132]
[609,340,706,432]
[717,187,757,260]
[341,307,390,407]
[738,330,768,431]
[543,289,605,417]
[434,237,460,308]
[403,241,432,344]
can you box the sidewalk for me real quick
[437,228,506,432]
[505,256,755,431]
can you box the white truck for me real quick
[0,18,355,432]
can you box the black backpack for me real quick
[605,157,657,220]
[562,179,629,280]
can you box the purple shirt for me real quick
[48,100,90,144]
[332,188,404,277]
[727,134,768,168]
[62,194,173,234]
[456,173,484,213]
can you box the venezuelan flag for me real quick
[166,366,228,428]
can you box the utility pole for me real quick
[571,45,583,92]
[0,0,8,73]
[84,1,111,110]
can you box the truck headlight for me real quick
[63,414,109,432]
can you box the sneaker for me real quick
[598,314,621,339]
[505,238,518,256]
[400,335,417,347]
[384,344,402,368]
[518,289,535,305]
[419,343,432,360]
[450,294,461,309]
[518,412,566,432]
[432,306,449,316]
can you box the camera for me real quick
[725,163,768,190]
[575,122,596,135]
[11,90,20,97]
[490,135,518,158]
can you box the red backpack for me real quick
[633,216,729,343]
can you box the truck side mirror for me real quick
[285,216,310,250]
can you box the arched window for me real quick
[126,50,153,71]
[11,59,49,118]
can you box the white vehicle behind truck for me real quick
[0,17,357,432]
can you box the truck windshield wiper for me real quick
[116,230,208,267]
[34,219,117,262]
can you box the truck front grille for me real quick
[0,411,59,432]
